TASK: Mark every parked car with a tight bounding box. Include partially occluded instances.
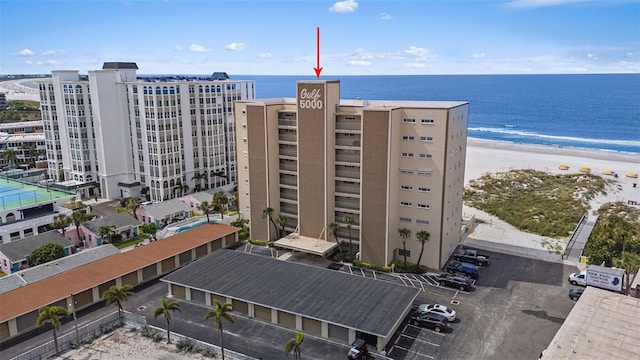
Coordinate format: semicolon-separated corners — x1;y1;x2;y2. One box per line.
568;271;586;286
409;313;449;332
569;288;585;301
453;249;490;266
446;261;479;279
347;338;369;359
417;303;456;321
437;273;474;291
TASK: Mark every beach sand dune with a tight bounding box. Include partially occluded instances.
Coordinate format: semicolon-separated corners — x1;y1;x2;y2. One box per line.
0;79;41;101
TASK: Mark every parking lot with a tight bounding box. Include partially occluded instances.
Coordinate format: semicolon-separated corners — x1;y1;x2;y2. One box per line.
382;248;578;360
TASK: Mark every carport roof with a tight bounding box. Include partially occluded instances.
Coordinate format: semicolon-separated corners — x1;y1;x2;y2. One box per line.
0;223;239;322
161;250;420;338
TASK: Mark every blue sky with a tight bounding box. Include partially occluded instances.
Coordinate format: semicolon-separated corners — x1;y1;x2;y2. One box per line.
1;0;639;75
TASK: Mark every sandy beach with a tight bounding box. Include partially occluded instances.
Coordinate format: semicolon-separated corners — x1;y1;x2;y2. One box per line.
0;78;41;101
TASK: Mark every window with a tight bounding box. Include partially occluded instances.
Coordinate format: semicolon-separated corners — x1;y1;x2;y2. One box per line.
418;187;431;192
401;185;413;191
416;219;429;225
402;135;414;141
417;204;430;209
419;153;432;159
403;118;416;123
419;136;433;142
400;201;412;207
418;170;432;176
402;152;414;158
400;168;414;175
421;119;434;124
400;217;412;223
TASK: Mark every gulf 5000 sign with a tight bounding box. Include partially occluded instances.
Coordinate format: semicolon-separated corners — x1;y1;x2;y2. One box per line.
299;88;323;109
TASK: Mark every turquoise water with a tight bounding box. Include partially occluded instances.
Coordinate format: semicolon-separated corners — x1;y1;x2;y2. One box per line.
175;220;208;234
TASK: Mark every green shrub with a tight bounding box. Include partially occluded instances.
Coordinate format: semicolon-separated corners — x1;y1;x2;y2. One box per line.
391;259;428;273
353;259;392;272
249;239;275;247
199;347;217;358
176;339;197;353
140;326;163;342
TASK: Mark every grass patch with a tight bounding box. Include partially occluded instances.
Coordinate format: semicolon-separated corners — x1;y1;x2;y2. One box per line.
115;237;144;249
464;170;611;238
0;272;7;278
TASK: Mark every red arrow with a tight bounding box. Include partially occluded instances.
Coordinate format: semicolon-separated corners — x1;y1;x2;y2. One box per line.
314;27;323;78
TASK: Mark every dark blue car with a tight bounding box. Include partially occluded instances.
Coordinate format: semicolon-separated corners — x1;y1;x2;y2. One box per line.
446;261;479;279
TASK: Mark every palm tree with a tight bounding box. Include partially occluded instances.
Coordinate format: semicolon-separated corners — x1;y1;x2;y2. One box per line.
36;305;69;355
192;172;207;191
1;148;17;167
204;300;234;360
52;213;71;233
153;298;181;344
102;284;135;327
415;230;431;270
277;214;289;238
398;228;412;268
180;184;189;195
343;214;354;258
262;207;279;241
213;191;229;220
71;210;92;245
125;198;140;220
284;331;304;359
613;251;640;294
211;170;227;187
140;186;150;201
199;201;213;223
99;225;116;244
328;222;344;259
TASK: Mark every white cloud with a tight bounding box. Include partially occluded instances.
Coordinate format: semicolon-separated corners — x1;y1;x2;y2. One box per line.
42;49;64;56
258;52;272;58
224;42;247;51
16;48;34;57
471;53;487;59
329;0;358;13
406;63;427;68
587;53;598;60
175;45;184;51
504;0;592;9
36;60;61;65
25;60;33;65
188;44;211;53
348;60;371;66
404;46;426;57
379;12;392;20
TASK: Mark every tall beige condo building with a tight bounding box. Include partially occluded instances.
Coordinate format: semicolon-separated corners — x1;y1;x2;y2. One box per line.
235;80;468;269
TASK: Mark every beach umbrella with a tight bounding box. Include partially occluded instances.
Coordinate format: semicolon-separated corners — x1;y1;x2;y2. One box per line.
558;164;569;170
579;166;591;173
627;172;638;179
603;169;614;175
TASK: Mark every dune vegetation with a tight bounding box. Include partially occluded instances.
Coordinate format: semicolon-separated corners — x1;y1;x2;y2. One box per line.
464;170;611;238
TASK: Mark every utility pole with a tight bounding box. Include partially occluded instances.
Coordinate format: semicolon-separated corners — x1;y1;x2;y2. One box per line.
69;294;80;345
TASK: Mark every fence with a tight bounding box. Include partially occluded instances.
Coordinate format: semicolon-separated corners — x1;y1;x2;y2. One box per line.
562;212;587;259
10;311;146;360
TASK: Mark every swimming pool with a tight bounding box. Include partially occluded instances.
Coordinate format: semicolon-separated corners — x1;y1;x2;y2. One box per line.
175;219;209;234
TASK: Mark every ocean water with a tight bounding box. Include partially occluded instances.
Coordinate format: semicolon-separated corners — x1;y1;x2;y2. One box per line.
21;74;640;154
241;74;640;155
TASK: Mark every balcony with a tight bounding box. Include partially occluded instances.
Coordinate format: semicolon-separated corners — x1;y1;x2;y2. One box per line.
335;184;360;196
335;139;361;147
278;119;297;127
280;189;298;201
279;176;298;187
279;162;297;173
335;154;360;164
278;134;297;143
280;203;298;216
279;148;297;157
335;121;361;131
335;199;360;211
335;165;360;180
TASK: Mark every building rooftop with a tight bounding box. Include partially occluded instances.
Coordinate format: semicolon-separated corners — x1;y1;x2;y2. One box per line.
102;62;139;70
162;249;420;338
237;97;468;109
141;198;192;219
0;230;69;262
0;223;239;322
542;286;640;359
0;245;120;294
82;213;139;235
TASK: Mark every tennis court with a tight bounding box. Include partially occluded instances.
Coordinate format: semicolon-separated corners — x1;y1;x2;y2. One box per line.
0;178;72;211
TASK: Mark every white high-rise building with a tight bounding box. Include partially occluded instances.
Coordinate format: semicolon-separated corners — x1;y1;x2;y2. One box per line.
39;63;255;201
